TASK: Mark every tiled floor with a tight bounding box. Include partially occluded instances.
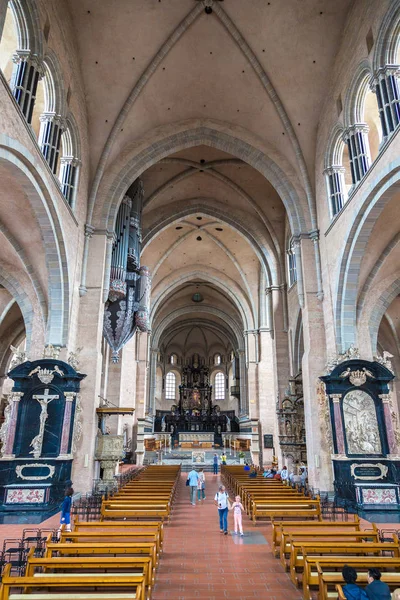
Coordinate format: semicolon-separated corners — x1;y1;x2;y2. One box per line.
152;472;302;600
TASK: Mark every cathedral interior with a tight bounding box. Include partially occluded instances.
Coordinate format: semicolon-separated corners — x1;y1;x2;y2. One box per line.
1;0;400;522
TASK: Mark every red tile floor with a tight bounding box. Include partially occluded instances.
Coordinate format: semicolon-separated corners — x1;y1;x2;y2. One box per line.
152;472;303;600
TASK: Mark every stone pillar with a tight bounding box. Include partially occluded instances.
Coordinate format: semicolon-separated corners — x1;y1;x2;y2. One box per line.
300;237;332;491
148;347;158;417
238;349;247;416
371;66;400;141
324;166;346;217
330;394;345;455
1;392;23;458
0;0;8;43
292;239;305;308
258;329;279;464
379;394;398;455
38;113;65;174
117;337;137;457
58;392;76;458
343;124;370;185
269;285;290;402
11;51;43;124
245;330;258;419
72;230;108;493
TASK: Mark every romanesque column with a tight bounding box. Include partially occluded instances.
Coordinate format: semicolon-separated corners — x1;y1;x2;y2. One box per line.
238;349;247;416
38;113;65;174
2;392;23;458
330;394;345;455
59;157;80;206
147;348;159;416
324;166;346;217
58;392;76;458
379;394;398;455
371;66;400;141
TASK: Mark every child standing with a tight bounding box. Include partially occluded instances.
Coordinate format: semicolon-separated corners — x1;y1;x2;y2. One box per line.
197;468;206;501
231;495;244;536
57;486;73;539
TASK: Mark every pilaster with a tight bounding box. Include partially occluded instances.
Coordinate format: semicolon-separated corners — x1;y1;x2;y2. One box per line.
330;393;345;455
58;392;76;458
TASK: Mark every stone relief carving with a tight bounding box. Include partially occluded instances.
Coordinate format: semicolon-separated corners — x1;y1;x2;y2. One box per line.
67;347;82;372
9;345;28;369
0;394;12;454
343;390;382;455
325;345;360;374
43;344;61;359
72;394;83;454
374;351;394;374
317;380;334;454
339;367;375;386
16;463;55;480
28;365;64;384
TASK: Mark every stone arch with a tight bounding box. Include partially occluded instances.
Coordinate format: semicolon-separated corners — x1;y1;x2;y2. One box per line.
335;159;400;351
0;267;36;349
344;60;374;127
373;0;400;70
143;198;277;287
9;0;43;56
369;277;400;353
158;318;239;357
41;49;67;115
152;306;245;351
94;120;309;236
0;138;70;345
150;268;254;332
324;123;346;168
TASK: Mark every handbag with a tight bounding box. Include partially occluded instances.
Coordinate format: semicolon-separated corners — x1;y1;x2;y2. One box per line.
186;479;190;486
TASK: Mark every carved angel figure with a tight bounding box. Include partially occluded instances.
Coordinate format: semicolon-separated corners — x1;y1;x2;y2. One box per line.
9;345;27;369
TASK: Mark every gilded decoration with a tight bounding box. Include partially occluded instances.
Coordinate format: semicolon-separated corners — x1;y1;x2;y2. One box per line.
28;365;64;384
339;367;375;387
343;390;381;454
325;345;360;374
350;462;388;481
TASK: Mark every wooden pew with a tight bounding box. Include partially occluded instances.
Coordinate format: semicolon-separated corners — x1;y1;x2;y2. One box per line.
252;498;321;524
280;528;378;568
45;541;158;568
289;539;400;585
59;530;162;557
73;519;164;545
101;504;169;522
335;575;400;600
301;556;400;600
271;517;361;557
0;563;145;600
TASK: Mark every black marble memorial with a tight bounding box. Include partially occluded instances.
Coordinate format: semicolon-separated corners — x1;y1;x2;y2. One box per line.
321;358;400;512
0;358;85;523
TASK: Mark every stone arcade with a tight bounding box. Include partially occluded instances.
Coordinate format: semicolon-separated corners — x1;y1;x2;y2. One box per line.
0;0;400;521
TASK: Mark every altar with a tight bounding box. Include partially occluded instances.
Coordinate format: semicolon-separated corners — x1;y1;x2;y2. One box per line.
179;433;214;443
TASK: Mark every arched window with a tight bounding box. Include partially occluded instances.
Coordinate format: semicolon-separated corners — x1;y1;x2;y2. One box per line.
58;117;80;207
170;353;177;365
0;3;18;83
215;371;225;401
214;353;221;365
287;239;297;286
165;371;176;400
324;127;351;218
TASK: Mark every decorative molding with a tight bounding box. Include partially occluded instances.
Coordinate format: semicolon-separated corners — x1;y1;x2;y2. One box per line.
16;463;55;481
28;365;64;384
43;344;61;360
350;462;388;481
325;345;361;373
339;367;375;386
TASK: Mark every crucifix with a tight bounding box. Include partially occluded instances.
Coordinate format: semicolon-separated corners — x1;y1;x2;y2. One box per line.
30;388;59;458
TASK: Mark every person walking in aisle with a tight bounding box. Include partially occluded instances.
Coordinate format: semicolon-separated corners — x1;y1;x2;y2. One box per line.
187;468;199;505
214;484;230;535
213;453;219;475
231;495;244;536
57;486;73;539
197;468;206;502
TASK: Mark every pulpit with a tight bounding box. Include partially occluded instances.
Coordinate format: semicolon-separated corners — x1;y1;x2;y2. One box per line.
0;358;85;519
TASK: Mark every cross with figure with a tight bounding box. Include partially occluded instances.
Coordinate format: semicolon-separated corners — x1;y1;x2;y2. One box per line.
30;388;59;458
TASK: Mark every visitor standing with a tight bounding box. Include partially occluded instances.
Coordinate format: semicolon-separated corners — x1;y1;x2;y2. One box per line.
281;466;288;481
57;486;73;539
197;468;206;501
221;452;227;465
213;453;219;475
231;495;244;536
214;484;229;535
187;468;199;506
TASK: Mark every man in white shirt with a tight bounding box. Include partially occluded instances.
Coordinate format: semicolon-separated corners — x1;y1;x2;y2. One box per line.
214;484;229;534
187;468;199;505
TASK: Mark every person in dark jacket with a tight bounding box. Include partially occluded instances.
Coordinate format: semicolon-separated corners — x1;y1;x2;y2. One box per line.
57;486;74;539
342;566;368;600
365;568;391;600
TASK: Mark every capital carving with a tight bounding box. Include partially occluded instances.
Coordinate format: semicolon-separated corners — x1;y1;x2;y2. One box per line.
379;394;391;404
330;394;342;403
64;392;76;402
84;223;95;239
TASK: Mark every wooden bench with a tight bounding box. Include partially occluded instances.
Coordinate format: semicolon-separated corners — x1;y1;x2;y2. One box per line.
73;519;164;545
101;507;169;522
280;528;379;568
45;541;157;568
300;556;400;600
0;563;145;600
271;517;361;557
59;531;162;557
289;539;400;585
252;499;321;524
335;575;400;600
